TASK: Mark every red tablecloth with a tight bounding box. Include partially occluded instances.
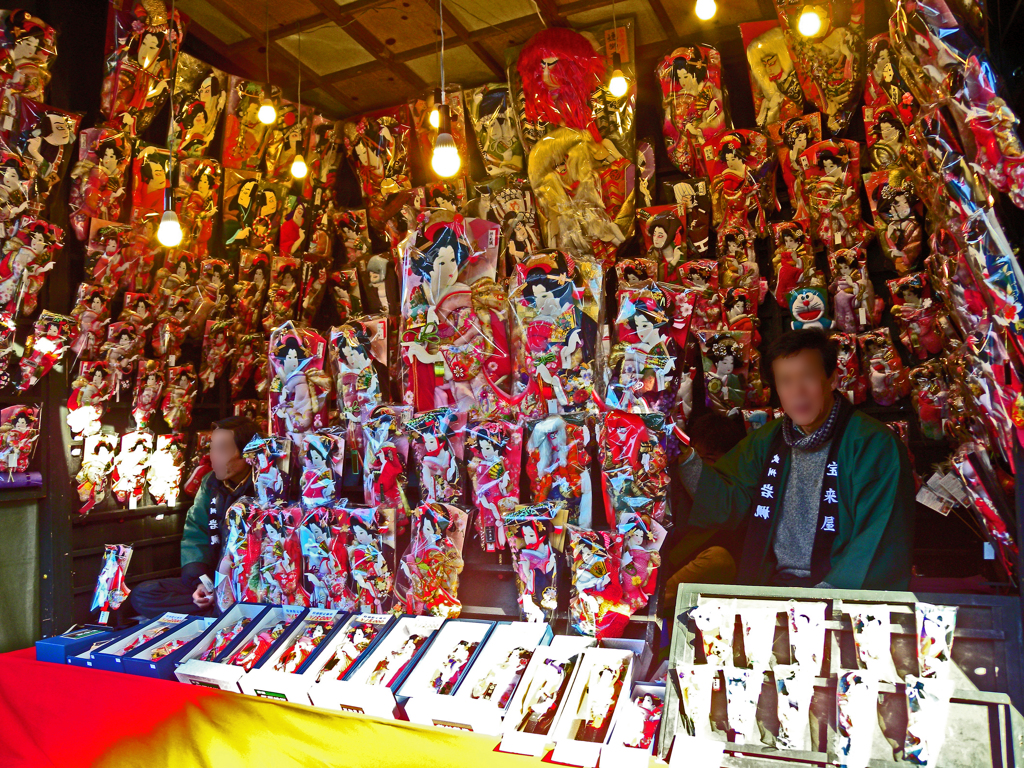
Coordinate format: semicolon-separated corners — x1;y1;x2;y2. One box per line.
0;648;549;768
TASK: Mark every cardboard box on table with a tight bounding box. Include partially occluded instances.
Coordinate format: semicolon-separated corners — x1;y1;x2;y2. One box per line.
308;614;445;719
261;613;395;703
90;613;195;673
549;647;635;768
237;608;349;701
173;603;273;689
600;637;652;682
121;617;219;680
413;620;554;735
399;618;496;727
500;634;597;757
600;681;667;768
37;625;137;665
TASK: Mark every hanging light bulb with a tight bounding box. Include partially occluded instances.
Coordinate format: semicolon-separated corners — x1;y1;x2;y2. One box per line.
291;154;308;179
157;210;183;247
258;98;277;124
431;104;460;177
798;7;822;36
608;52;628;98
695;0;716;20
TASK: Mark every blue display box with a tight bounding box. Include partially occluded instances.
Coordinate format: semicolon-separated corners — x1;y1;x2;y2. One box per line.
121;616;218;680
36;625;134;665
90;613;196;673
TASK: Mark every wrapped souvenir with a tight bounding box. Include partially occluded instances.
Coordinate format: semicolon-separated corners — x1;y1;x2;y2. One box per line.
110;430;153;507
124;217;160;292
228;620;292;673
848;604;891;675
18;310;71;392
77;432;118;514
264;99;312;183
742;21;804;131
566;526;626;639
504;502;564;622
910;361;948;441
864;170;924;274
676;664;717;742
334;209;369;265
161;363;196;431
299;252;330;325
864;104;907;172
718;226;759;292
788;286;833;331
101;321;142;397
859;329;910;406
835;670;878;768
67;361;112;439
691;599;736;665
772;0;865;133
467;84;523;177
772;221;817;307
400;219;510;416
242;436;291;507
0;403;37;475
330;320;386;458
227;334;265;401
800;139;867;249
599;411;669;526
0;215;61;316
637;206;685;283
344;503;396;613
864;34;917;120
131;359;164;430
272;616;336;674
357;252;397;316
299;430;345;510
725;668;763;744
197;618;252;662
509;251;601;415
774;114;821;226
618;513;664;614
774;664;815;750
213;498;255;608
170;53;226;158
90;544;132;615
888;273;952;359
525;413;593;528
120;292;155;331
68;127;131;241
829;248;883;333
408;407;464;506
915;602;957;678
196;319;234;392
362;405;411;523
835;332;869;404
394;503;467;618
0;148;31;225
657;46;726;175
342;105;413;212
492;182;542;271
130;145;169;222
708;130;776;237
259;505;309;606
788;601;827;671
151;295;190;363
262;256;301;331
147;433;185;507
698;330;768;413
465;419;522;554
305;115;344;212
314;619;388;683
739;607;778;669
174;157;220;260
904;675;954;766
0;10;55;100
269;322;330;444
221;77;278;171
69;284;111;361
636;139;655;209
15;100;81;208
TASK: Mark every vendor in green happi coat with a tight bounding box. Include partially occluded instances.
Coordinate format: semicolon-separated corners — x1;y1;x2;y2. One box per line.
676;329;915;590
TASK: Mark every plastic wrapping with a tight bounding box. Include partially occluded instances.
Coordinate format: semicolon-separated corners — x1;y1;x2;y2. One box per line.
0;10;55;101
76;432;117;514
904;675;954;766
67;361;112;439
0;402;37;475
91;544;132;614
637;205;685;282
458;418;520;553
314;619;388;683
864;170;924;274
68;127;131;242
800;139;867;250
566;526;625;639
774;664;815;750
775;115;821;228
160;363;196;431
329;319;385;464
658;46;726;176
725;668;764;744
241;436;289;507
0;214;61;316
772;221;819;308
525;412;593;528
147;433;184;507
111;430;152;507
221;77;279;171
362;405;411;530
788;601;827;671
676;663;717;739
341;503;395;613
170;53;226;158
504;502;565;622
18;310;71;392
342;105;413;213
858;328;910;406
835;670;878;768
268;322;330;444
618;515;664;613
888;273;953;359
739;607;778;669
698;330;769;413
599;410;669;526
691;599;735;665
174;157;220;262
304;116;344;213
742;21;804;132
849;604;891;674
708;130;777;237
298;430;345;509
915;602;957;678
131;358;163;429
394;502;467;618
829;248;883;333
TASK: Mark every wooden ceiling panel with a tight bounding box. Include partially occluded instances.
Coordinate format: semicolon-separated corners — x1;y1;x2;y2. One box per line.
353;6;458;55
444;0;543;31
475;19;546;68
219;0;322;29
335;68;424;111
303;87;351;116
404;46;495;87
175;0;250;46
277;23;377;76
565;6;667;47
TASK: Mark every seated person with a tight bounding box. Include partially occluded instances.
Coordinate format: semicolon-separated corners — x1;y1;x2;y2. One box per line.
674;329;915;591
662;410;749;612
130;416;262;617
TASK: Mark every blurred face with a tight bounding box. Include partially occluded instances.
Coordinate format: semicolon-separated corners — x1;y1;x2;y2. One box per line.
210;427;247;481
771;348;836;430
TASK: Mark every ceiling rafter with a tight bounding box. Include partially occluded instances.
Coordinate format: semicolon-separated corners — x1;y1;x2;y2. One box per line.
306;0;429;92
421;0;506;79
203;0;361;113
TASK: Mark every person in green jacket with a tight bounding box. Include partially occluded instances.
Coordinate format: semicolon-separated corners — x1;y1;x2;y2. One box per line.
130;416;262;617
672;329;915;594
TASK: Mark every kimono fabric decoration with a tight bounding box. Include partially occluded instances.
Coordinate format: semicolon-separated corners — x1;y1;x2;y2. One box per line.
737;396;853;584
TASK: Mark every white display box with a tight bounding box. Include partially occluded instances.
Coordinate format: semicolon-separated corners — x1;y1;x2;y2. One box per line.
418;621;556;735
499;634;596;757
238;608;348;702
549;647;635;768
600;682;667;768
308;615;444;719
600;636;652;681
90;613;193;673
302;613;395;690
399;618;496;727
173;603;273;689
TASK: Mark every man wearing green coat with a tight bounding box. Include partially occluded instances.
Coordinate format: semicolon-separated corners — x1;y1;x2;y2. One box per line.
676;330;915;591
131;416;262;617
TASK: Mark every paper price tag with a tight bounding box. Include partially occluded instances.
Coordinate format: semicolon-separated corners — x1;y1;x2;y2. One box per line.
99;611;109;624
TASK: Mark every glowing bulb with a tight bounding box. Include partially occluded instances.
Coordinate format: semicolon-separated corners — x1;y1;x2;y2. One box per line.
431;133;461;178
257;99;277;125
156;210;183;247
695;0;716;20
608;70;628;98
291;154;308;179
798;8;822;36
429;107;440;129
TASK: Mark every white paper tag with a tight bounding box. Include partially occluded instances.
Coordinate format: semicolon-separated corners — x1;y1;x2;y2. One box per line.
859;306;867;326
983;542;995;560
99;611;109;624
939;473;970;505
669;734;725;768
129;495;138;510
916;486;951;516
199;575;214;593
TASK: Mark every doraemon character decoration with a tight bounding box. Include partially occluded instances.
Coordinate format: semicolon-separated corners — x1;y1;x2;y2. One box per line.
789;287;832;330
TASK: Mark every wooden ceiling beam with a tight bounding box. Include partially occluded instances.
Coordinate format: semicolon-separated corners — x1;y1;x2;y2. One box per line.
646;0;679;39
420;0;505;79
305;0;428;92
533;0;564;26
203;0;360;113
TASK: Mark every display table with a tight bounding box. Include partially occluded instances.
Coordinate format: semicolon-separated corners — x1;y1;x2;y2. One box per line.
0;648;558;768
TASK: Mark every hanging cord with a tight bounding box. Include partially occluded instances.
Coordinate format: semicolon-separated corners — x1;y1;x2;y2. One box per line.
438;0;445;104
297;24;301;111
168;0;175;165
265;1;271;86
